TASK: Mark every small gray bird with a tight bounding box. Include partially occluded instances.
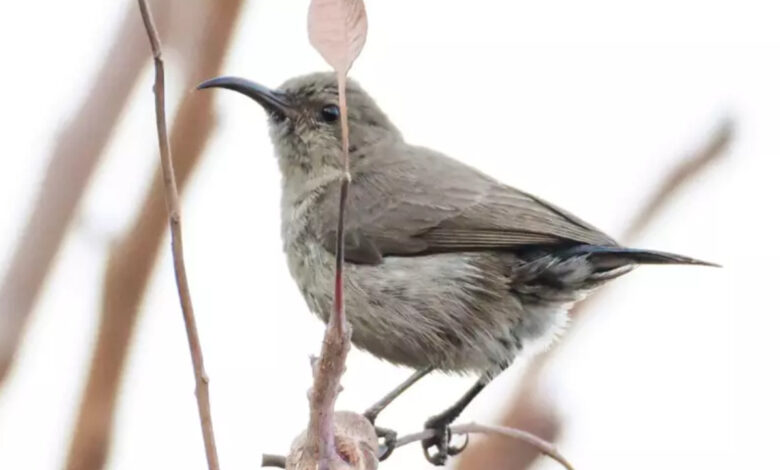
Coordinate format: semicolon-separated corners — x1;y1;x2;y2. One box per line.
198;72;714;465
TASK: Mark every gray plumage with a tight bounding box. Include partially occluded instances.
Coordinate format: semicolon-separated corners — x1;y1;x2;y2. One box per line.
274;73;712;378
198;72;715;464
199;72;711;379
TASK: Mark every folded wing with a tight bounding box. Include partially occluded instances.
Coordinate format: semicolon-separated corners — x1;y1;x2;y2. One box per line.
316;143;617;264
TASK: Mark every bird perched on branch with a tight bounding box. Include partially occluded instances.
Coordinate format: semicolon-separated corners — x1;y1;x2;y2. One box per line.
198;72;715;465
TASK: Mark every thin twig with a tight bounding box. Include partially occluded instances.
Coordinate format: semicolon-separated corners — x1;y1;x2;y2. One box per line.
261;454;287;468
332;74;352;340
65;2;242;468
394;422;573;470
136;1;220;469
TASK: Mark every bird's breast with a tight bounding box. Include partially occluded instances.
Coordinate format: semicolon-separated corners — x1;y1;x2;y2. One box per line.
278;188;579;373
284;239;335;321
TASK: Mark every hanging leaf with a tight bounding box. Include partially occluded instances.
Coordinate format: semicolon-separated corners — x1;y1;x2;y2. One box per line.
307;0;368;173
307;0;368;76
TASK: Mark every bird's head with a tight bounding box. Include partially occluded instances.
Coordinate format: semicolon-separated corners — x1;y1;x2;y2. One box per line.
197;72;399;178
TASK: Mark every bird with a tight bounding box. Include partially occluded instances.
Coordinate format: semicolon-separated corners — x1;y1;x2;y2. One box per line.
197;72;715;465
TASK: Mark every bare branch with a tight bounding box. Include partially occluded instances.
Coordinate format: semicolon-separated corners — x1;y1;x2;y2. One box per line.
395;422;573;470
135;0;220;468
64;2;243;469
304;322;352;468
623;118;733;241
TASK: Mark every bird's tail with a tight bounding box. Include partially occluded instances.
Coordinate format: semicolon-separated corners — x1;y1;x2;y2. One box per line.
560;245;720;269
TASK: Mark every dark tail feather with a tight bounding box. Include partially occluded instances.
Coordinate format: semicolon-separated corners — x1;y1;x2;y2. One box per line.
560;245;720;269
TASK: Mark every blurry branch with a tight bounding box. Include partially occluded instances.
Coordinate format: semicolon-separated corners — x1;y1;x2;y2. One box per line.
137;0;219;468
64;1;244;469
0;1;165;387
455;118;734;470
623;120;733;241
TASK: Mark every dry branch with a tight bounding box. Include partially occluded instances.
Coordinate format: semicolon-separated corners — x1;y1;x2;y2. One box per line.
304;325;353;469
136;0;220;468
623;119;733;241
64;2;243;469
455;118;734;470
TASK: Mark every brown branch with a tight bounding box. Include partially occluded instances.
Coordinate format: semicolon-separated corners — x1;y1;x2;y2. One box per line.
305;322;352;469
136;0;220;468
394;422;573;470
64;2;244;469
0;0;161;387
455;118;734;470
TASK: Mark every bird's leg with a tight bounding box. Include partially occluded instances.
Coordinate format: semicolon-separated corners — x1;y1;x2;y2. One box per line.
365;366;433;423
364;366;433;461
422;375;493;466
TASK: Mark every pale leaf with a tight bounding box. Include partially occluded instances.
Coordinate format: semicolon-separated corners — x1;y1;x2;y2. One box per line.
307;0;368;75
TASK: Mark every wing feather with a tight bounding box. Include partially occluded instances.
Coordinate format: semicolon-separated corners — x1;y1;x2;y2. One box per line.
315;143;616;263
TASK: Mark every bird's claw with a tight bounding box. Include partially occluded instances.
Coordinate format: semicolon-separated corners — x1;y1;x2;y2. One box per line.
422;420;469;465
375;426;398;461
448;432;469;456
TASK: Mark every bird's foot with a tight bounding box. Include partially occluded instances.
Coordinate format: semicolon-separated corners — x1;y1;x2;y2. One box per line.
421;416;469;466
374;426;398;461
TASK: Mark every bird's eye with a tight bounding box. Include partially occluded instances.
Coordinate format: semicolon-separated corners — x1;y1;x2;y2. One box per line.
320;104;340;123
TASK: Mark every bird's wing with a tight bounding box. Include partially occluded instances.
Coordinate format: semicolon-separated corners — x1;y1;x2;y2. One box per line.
316;144;617;264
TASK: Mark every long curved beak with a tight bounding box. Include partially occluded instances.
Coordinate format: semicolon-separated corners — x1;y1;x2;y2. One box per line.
196;76;294;119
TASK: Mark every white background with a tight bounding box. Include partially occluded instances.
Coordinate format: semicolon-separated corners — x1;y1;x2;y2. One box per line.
0;1;776;469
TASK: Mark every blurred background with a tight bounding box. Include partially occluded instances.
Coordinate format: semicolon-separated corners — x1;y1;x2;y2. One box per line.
0;1;775;469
